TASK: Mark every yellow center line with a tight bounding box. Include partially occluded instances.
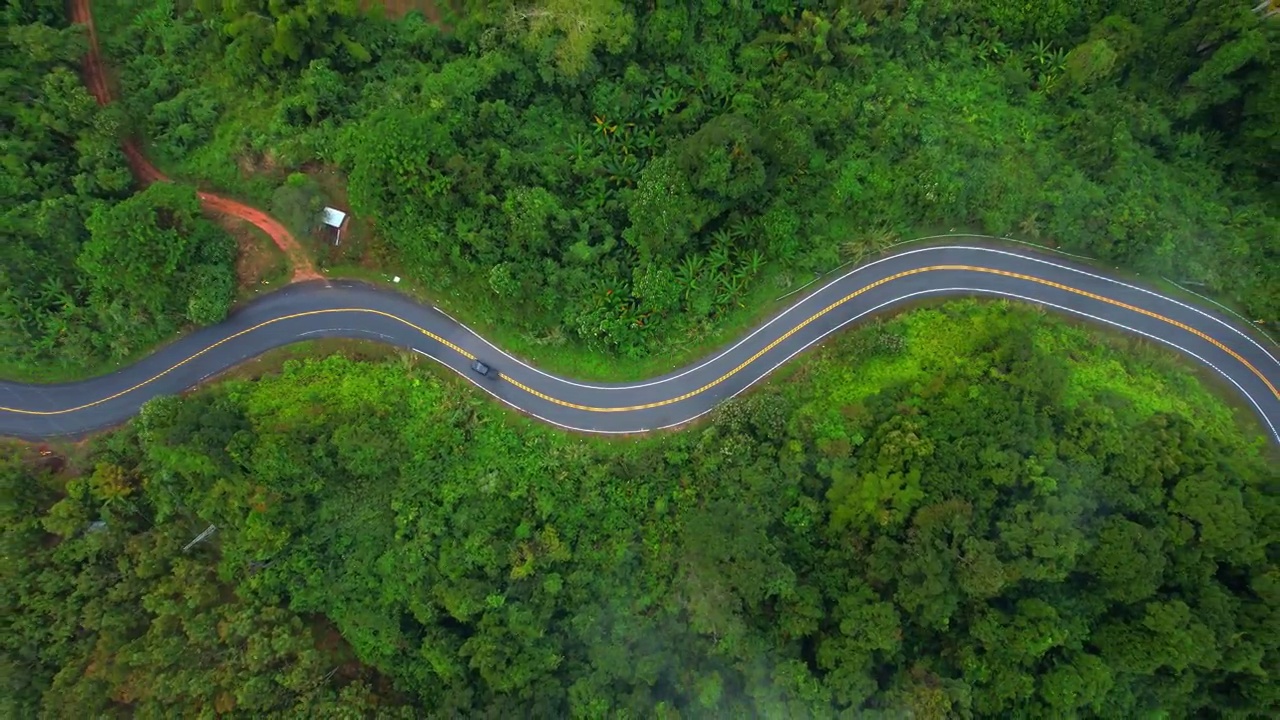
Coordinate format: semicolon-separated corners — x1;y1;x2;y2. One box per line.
507;265;1279;412
2;266;1276;417
0;309;474;416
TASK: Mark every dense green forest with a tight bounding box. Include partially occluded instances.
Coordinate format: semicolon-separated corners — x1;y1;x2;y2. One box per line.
5;0;1278;375
4;1;1278;715
5;302;1277;717
83;0;1280;363
1;1;239;378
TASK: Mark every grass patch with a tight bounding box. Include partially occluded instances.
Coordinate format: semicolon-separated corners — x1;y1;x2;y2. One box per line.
217;215;291;300
0;340;179;385
191;338;403;388
788;298;1271;448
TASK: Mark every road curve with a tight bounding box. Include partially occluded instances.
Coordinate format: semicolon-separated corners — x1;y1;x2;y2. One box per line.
2;244;1278;443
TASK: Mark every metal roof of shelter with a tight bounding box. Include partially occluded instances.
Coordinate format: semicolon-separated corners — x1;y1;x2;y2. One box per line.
321;207;347;228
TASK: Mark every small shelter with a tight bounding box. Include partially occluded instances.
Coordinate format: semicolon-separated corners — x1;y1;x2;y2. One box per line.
322;206;348;245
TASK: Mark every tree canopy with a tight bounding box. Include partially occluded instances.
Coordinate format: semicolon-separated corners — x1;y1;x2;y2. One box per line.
0;0;237;377
87;0;1279;364
6;302;1276;716
4;1;1278;712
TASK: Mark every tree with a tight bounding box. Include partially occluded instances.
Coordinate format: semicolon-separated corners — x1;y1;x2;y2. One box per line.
1063;38;1118;91
623;155;705;263
1081;516;1166;603
77;182;235;343
270;172;325;237
503;0;635;78
678;114;769;207
195;0;367;73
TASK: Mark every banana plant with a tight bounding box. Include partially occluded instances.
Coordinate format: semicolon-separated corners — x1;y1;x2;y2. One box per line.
977;38;1010;64
728;216;754;242
580;178;611;213
589;278;619;307
676;254;705;300
564;132;593;164
614;124;638;156
42;312;69;339
602;154;640;188
770;43;789;66
1031;39;1053;67
716;274;747;309
708;228;732;248
738;248;765;279
708;85;734;112
0;290;25;331
593;114;618;138
109;333;133;359
36;277;67;310
645;86;680;118
708;242;732;273
1048;48;1067;74
633;127;658;154
1036;72;1061;95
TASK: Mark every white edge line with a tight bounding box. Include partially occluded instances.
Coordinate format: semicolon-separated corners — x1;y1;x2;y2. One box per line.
8;244;1276;438
13;281;1275;443
1161;276;1278;347
419;290;1278;444
433;244;1280;392
654;288;1279;444
908;234;1276;352
410;349;630;434
972;246;1280;368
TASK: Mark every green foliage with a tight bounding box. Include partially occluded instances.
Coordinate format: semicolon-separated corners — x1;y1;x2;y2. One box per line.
186;263;236;324
194;0;367;73
80;184;200;315
0;3;237;377
679;113;770;206
92;0;1280;369
501;0;636;78
0;444;406;718
7;303;1276;716
963;0;1091;44
270;172;324;237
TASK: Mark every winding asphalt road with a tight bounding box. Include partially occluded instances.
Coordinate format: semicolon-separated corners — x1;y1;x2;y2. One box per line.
2;244;1278;443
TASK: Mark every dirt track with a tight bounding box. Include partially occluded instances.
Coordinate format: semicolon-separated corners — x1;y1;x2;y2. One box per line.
69;0;320;282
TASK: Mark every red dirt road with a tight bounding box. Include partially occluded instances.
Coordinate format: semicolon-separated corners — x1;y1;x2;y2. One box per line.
69;0;320;282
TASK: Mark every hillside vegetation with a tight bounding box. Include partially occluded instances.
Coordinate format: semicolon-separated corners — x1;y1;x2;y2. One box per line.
4;302;1277;717
89;0;1280;362
0;1;238;378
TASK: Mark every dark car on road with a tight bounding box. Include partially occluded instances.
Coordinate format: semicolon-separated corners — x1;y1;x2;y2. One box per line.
470;359;493;378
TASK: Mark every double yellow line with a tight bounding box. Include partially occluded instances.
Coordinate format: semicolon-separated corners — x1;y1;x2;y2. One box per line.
2;265;1276;417
0;309;475;416
504;265;1279;412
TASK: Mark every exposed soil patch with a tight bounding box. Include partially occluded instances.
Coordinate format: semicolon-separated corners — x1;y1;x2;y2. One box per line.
237;150;283;182
215;215;289;297
199;191;321;281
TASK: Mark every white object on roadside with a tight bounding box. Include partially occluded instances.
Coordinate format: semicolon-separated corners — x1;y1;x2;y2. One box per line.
322;207;347;246
393;276;401;283
321;207;347;228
